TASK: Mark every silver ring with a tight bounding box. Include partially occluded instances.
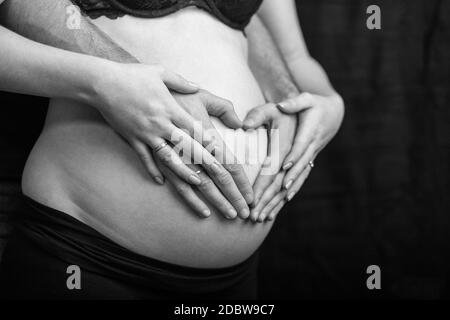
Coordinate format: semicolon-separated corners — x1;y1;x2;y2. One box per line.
308;160;314;168
154;141;168;153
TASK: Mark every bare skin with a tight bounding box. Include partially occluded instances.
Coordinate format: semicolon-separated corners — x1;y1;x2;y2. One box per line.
0;0;343;267
21;8;270;268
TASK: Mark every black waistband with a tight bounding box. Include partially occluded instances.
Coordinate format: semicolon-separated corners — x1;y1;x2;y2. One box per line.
18;195;259;294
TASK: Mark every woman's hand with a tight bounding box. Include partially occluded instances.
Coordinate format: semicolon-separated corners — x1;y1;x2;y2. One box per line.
89;62;253;218
242;103;297;222
276;92;344;205
243;92;344;222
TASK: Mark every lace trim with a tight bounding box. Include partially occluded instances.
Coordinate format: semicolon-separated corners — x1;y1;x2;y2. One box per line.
70;0;125;19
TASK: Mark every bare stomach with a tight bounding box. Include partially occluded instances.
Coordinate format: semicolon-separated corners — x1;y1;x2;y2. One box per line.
22;8;271;268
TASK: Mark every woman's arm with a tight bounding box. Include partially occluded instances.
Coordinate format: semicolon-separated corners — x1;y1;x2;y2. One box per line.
244;1;344;220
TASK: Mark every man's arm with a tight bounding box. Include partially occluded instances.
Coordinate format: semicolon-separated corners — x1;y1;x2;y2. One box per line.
247;15;299;103
0;0;137;63
256;0;338;97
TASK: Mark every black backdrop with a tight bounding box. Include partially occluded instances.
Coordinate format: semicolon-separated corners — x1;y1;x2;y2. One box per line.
0;0;449;299
258;0;450;299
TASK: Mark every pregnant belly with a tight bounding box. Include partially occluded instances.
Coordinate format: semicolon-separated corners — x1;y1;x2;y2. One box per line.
22;9;271;268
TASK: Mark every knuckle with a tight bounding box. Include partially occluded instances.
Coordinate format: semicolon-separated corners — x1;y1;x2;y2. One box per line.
230;197;246;209
198;178;213;190
138;151;151;162
216;170;233;185
158;150;173;164
175;183;190;194
225;164;243;175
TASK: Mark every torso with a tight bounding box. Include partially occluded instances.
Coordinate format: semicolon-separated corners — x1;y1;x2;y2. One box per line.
22;7;271;268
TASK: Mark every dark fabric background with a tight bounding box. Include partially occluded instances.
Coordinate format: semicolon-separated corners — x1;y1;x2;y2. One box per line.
258;0;450;299
0;0;449;299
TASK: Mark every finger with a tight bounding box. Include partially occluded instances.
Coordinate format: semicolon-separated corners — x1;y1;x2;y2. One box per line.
283;143;316;189
252;119;292;203
242;103;277;130
252;170;276;206
148;135;202;186
131;140;165;185
159;164;211;218
170;128;251;219
281;114;316;170
276;92;315;114
189;165;238;219
197;114;255;207
267;199;286;221
250;172;285;222
202;92;242;129
170;106;216;149
160;68;200;94
258;193;286;222
174;109;254;207
285;163;312;202
210;137;255;210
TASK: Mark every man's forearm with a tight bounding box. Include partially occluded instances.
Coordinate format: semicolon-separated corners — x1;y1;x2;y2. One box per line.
256;0;337;98
0;0;137;63
246;16;299;103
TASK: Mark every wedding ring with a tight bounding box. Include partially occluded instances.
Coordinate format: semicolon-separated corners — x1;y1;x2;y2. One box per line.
308;160;314;168
154;141;168;153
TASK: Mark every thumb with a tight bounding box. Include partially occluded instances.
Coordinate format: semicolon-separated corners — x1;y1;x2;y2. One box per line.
161;69;200;94
277;92;315;114
242;103;275;130
204;93;242;129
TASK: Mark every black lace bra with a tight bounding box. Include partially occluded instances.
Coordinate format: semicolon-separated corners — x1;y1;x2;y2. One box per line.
71;0;263;30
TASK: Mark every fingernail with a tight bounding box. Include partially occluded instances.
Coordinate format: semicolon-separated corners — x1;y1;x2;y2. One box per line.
189;174;202;185
240;208;250;219
251;211;259;222
287;192;295;201
282;162;293;170
154;176;164;185
227;209;238;219
202;209;211;217
277;102;287;110
188;81;200;88
285;180;293;189
257;215;265;223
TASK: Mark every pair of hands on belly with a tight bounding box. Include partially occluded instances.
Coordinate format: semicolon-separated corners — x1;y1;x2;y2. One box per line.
160;90;343;223
92;62;343;222
242;92;344;222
